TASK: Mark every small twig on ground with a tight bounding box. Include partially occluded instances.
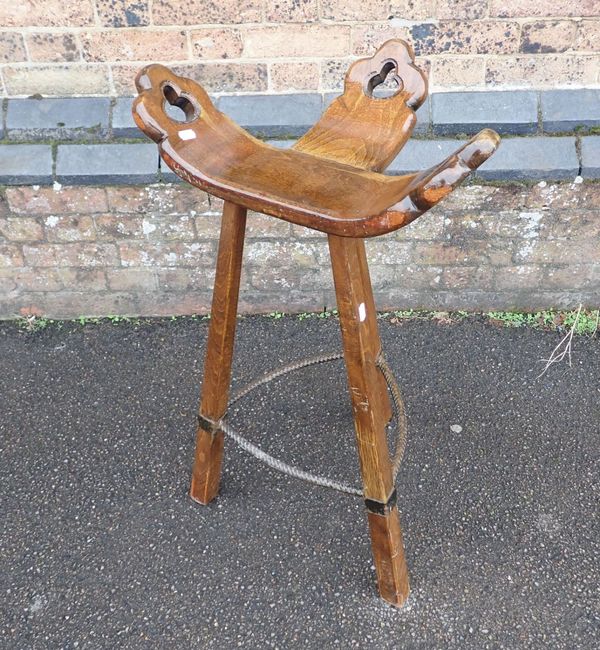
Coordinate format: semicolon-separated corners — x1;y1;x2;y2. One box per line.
537;304;582;379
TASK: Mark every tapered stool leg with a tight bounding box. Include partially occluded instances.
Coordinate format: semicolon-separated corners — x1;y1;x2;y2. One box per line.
328;234;410;607
190;201;247;504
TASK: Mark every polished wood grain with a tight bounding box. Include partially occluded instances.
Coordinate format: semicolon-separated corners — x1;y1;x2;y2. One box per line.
295;40;426;171
190;201;247;504
328;234;409;605
132;40;500;239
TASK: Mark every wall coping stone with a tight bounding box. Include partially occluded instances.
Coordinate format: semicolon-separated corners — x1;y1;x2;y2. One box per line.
5;98;110;141
432;91;538;136
541;90;600;133
55;143;158;185
2;89;599;143
581;136;600;179
0;144;53;185
1;136;596;186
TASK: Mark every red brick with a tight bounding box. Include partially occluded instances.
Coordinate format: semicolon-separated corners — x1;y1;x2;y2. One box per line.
59;269;107;291
395;215;444;241
541;213;600;240
544;265;600;289
370;264;443;291
0;1;95;27
18;292;139;319
135;293;213;317
139;216;196;240
118;242;214;267
6;186;108;215
105;185;210;214
0;218;43;241
0;245;24;267
245;241;321;268
0;32;26;63
43;216;96;242
153;0;262;25
366;240;413;265
157;267;223;291
441;266;496;291
514;238;599;264
413;241;513;266
23;243;118;268
82;30;187;62
245;212;291;238
95;215;144;239
193;215;221;239
524;182;600;210
107;268;158;291
1;268;62;292
494;265;544;290
26;33;81;62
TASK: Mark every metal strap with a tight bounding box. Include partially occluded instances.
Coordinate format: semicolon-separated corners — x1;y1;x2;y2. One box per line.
198;351;408;498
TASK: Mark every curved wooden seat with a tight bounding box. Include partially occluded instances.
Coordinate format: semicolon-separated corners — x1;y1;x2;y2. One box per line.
132;40;499;238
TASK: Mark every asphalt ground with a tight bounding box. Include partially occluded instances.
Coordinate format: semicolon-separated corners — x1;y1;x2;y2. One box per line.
1;315;599;649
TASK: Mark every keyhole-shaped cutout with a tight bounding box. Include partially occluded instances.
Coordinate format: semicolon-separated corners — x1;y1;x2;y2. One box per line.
366;61;403;99
163;84;199;123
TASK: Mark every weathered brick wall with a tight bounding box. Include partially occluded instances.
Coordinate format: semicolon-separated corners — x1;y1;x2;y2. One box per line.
1;182;598;319
0;1;598;96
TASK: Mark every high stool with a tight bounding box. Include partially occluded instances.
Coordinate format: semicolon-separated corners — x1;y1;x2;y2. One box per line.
133;40;500;607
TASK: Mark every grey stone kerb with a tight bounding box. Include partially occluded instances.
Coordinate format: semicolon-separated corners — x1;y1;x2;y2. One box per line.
2;88;599;142
0;89;599;185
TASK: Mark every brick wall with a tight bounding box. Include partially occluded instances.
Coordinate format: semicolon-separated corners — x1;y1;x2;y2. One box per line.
0;1;599;96
1;182;598;319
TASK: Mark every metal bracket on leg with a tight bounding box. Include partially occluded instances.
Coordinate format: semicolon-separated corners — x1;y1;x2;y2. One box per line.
197;413;220;435
365;489;397;516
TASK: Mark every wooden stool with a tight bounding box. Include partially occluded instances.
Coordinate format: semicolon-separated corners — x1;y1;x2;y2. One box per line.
133;40;500;607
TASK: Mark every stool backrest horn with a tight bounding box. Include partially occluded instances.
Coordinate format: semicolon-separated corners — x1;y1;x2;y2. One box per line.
294;40;428;173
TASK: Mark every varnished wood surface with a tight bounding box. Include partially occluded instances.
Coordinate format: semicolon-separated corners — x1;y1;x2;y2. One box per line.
294;40;426;171
328;233;410;605
190;201;247;504
133;40;500;239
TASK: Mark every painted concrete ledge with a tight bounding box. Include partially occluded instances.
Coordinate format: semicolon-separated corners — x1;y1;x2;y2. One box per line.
0;136;597;186
1;89;599;141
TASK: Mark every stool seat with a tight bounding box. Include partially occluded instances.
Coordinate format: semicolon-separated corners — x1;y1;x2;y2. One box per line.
133;41;499;238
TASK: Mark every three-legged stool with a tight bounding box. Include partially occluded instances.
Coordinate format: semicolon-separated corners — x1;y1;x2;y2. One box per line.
133;39;500;607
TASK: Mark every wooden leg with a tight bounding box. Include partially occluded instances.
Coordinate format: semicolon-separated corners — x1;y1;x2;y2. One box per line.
190;201;247;505
328;234;410;607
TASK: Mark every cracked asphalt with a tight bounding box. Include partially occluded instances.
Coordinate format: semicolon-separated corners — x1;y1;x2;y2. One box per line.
1;315;599;649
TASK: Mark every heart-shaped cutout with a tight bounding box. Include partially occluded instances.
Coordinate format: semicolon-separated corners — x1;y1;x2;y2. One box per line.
162;83;200;123
366;60;404;99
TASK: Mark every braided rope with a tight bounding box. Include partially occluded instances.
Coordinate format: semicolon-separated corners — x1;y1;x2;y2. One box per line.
207;352;408;497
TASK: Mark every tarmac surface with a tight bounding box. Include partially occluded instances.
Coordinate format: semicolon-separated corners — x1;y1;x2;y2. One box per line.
1;315;599;649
